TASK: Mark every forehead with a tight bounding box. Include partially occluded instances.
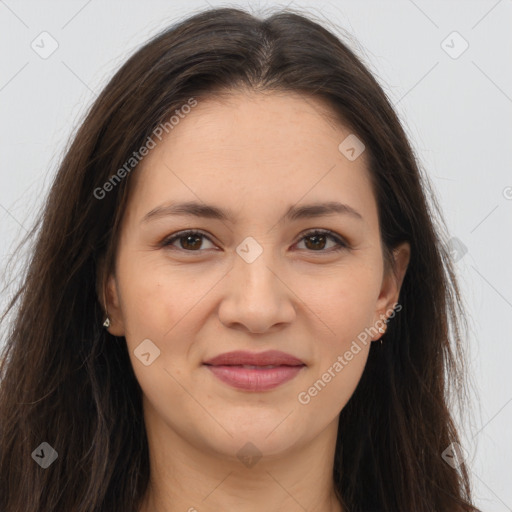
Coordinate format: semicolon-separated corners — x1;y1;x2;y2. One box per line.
150;90;356;163
126;90;376;224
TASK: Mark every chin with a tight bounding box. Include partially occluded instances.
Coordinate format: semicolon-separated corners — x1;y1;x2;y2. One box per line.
207;418;302;456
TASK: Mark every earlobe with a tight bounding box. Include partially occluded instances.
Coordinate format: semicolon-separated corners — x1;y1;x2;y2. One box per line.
373;241;410;341
96;259;125;336
102;274;125;336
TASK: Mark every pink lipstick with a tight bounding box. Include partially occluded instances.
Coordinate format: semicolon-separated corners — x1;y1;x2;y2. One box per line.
203;350;306;391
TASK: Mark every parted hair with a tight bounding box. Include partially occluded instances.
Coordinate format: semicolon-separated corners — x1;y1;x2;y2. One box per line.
0;7;480;512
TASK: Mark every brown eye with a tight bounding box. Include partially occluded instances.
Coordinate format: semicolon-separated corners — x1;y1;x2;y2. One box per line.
296;230;348;252
163;230;216;251
179;234;202;250
162;229;348;254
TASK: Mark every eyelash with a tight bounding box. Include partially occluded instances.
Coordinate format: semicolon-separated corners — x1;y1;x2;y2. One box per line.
161;229;349;254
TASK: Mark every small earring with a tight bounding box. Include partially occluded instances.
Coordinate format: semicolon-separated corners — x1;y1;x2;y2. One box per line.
378;319;388;344
102;289;110;329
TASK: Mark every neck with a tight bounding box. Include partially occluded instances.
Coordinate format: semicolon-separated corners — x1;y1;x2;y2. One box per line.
138;403;344;512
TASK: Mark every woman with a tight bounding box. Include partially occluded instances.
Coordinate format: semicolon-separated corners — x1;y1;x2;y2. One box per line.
0;6;480;512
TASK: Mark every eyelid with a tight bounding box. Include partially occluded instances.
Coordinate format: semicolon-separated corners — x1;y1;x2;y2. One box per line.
161;228;349;252
161;229;217;250
296;228;349;251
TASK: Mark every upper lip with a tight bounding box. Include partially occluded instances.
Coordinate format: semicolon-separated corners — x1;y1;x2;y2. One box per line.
203;350;305;366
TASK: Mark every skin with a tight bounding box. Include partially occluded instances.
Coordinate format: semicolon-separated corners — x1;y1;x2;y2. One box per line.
102;90;410;512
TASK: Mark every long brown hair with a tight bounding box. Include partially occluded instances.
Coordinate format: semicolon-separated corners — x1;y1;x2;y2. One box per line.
0;7;480;511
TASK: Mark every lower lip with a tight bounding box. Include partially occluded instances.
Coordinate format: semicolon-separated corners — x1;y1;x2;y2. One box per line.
204;364;305;391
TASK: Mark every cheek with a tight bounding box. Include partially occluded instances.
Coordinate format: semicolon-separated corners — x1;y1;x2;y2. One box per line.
297;344;370;425
117;251;198;337
296;275;376;414
302;262;381;341
294;265;378;412
117;267;197;405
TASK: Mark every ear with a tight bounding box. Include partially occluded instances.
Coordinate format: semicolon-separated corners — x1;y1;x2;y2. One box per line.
96;256;125;337
372;241;410;340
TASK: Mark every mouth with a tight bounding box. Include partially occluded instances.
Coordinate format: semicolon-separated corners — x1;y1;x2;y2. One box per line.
202;350;306;392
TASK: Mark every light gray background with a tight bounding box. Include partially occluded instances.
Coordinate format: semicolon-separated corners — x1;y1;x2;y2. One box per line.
1;1;511;510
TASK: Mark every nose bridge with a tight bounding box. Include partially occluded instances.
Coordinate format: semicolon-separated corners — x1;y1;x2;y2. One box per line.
233;235;277;294
218;234;295;332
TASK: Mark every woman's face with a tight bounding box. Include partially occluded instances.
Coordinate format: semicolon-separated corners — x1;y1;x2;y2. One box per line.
105;90;409;460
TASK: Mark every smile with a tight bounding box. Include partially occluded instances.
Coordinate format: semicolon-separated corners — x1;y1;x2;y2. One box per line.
204;364;305;391
202;349;306;391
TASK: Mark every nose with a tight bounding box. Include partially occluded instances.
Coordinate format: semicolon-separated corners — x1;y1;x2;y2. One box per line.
217;248;296;334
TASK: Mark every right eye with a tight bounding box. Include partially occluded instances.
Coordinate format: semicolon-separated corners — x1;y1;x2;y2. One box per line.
162;230;217;252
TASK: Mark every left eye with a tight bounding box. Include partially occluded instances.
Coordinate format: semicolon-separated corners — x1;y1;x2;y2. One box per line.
162;229;348;252
295;230;348;252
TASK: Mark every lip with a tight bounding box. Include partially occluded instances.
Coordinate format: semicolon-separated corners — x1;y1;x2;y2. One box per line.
203;350;305;367
203;350;306;391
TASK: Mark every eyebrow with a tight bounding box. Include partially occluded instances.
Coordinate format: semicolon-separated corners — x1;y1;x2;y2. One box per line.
142;200;363;224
